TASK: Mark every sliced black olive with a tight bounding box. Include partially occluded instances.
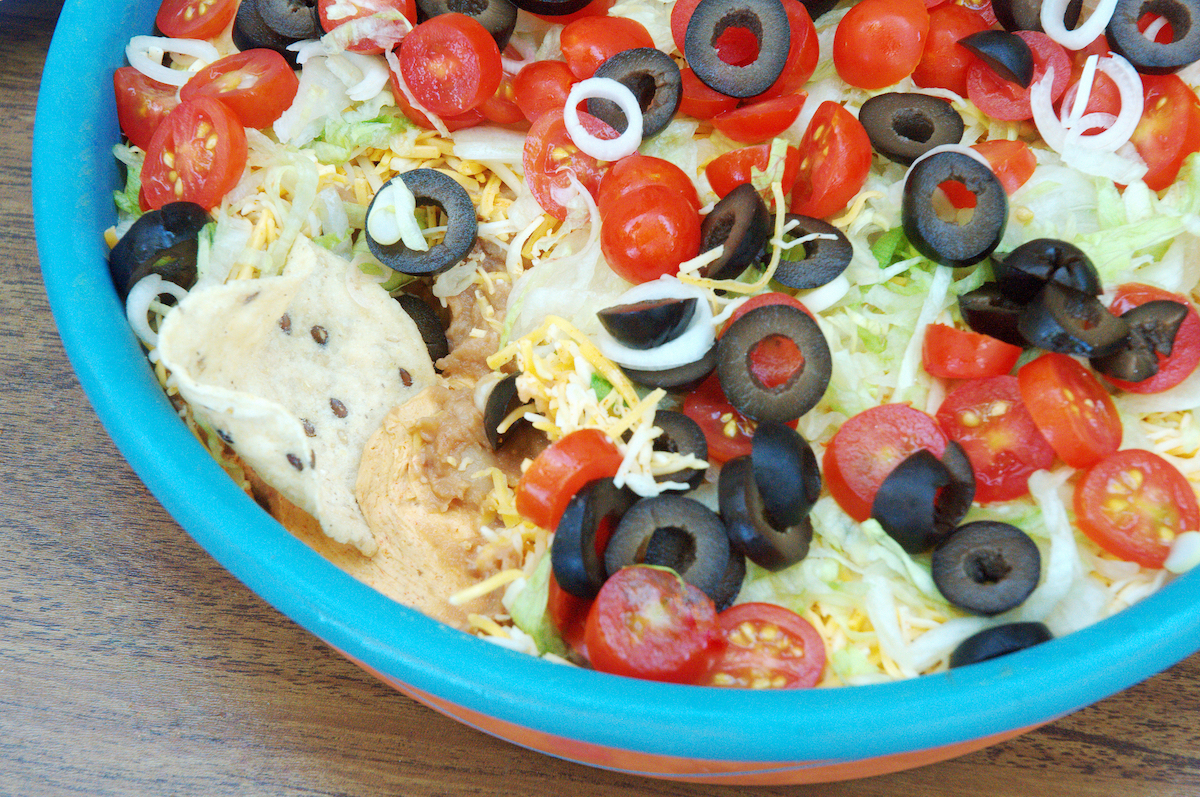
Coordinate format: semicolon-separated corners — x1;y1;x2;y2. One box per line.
959;31;1034;87
620;341;719;392
871;444;975;554
685;0;791;98
949;621;1053;668
509;0;591;15
1018;282;1130;358
993;238;1102;304
589;48;682;139
108;202;209;299
769;215;852;290
1091;300;1190;382
992;0;1082;32
1107;0;1200;74
797;0;839;20
396;293;450;366
902;151;1008;267
751;421;820;528
717;304;832;422
933;521;1041;616
604;495;731;602
257;0;321;39
415;0;518;50
711;548;746;612
650;410;709;490
598;297;697;351
233;0;313;65
719;455;812;571
482;372;528;450
858;93;966;166
959;283;1028;347
552;478;638;599
699;183;772;281
366;169;478;276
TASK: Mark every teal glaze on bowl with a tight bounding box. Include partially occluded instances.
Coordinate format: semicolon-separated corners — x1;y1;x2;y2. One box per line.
33;0;1200;781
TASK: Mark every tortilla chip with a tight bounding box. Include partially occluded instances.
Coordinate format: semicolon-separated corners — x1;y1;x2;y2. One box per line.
157;238;435;555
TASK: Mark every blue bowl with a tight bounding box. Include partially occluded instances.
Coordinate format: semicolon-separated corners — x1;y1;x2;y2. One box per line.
33;0;1200;783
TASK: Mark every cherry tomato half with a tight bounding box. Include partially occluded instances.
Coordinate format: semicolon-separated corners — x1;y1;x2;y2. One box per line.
790;101;872;220
600;185;702;283
823;403;949;522
704;142;801;200
921;323;1023;379
700;603;826;689
1017;352;1122;469
399;13;502;117
966;31;1070;122
912;3;990;97
512;59;577;124
936;375;1056;503
156;0;237;40
833;0;930;90
141;96;248;210
681;373;759;464
1074;449;1200;568
584;566;721;684
560;16;654;80
748;0;819;102
1103;283;1200;394
679;67;739;120
480;74;526;126
515;428;624;530
523;108;615;220
181;49;299;130
114;66;179;151
1130;73;1200;192
711;93;805;145
598;153;701;216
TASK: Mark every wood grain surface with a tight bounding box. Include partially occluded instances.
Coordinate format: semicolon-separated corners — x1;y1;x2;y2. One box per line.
4;2;1200;795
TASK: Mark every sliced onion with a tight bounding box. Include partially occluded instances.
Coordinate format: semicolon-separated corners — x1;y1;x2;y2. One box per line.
1035;57;1144;155
126;35;219;87
126;274;190;348
564;78;643;161
340;52;390;102
595;278;715;370
1041;0;1119;52
502;34;536;75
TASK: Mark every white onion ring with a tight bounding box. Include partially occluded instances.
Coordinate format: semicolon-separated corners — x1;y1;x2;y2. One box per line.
126;274;189;348
595;278;715;370
501;35;536;76
563;78;643;161
126;35;219;87
341;52;390;101
1034;57;1144;153
1041;0;1119;51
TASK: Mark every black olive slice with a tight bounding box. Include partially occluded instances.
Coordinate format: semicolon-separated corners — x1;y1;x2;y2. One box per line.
711;548;746;612
108;201;209;299
589;48;682;139
871;445;974;554
993;238;1102;304
685;0;792;98
396;293;450;366
1091;300;1190;382
950;621;1053;668
509;0;591;15
366;169;478;276
650;410;709;490
597;297;697;351
700;183;772;281
482;372;528;450
620;341;719;392
552;478;638;599
717;304;832;422
1018;282;1130;358
858;93;966;166
233;1;304;66
1107;0;1200;74
939;441;977;527
257;0;321;39
718;455;813;571
798;0;839;20
769;214;852;290
959;283;1028;347
751;421;820;528
416;0;518;49
933;521;1042;616
604;495;732;602
993;0;1082;31
959;31;1035;87
902;151;1008;267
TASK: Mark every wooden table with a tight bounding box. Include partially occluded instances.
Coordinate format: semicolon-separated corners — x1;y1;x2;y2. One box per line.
4;2;1200;794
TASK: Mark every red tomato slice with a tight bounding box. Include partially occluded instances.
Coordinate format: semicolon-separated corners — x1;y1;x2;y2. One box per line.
1103;283;1200;393
113;66;179;151
399;13;502;117
936;375;1057;503
1017;353;1122;469
598;153;701;216
823;404;949;522
700;603;825;688
584;566;721;684
1074;449;1200;568
156;0;237;40
181;49;299;130
966;31;1070;121
747;0;819;102
679;67;740;120
704;142;800;200
681;373;759;464
711;93;805;145
600;185;702;283
921;323;1023;379
833;0;930;90
515;428;624;530
560;16;654;80
790;101;872;220
512;59;577;123
390;68;486;130
549;572;591;653
317;0;416;53
480;74;526;126
140;97;247;210
522;108;615;220
912;4;991;98
1130;73;1200;192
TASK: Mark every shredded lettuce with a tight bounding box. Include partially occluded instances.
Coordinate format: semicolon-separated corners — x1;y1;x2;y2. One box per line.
507;553;567;657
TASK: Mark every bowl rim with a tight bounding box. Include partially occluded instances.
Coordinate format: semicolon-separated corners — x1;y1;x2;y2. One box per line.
32;0;1200;766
